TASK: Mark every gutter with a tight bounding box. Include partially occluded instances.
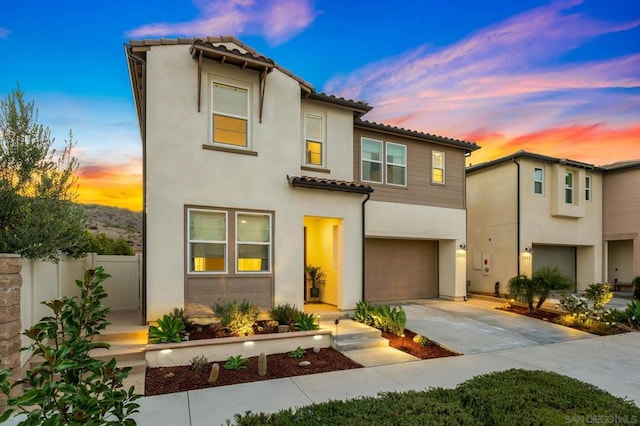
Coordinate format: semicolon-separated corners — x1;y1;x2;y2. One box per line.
124;44;147;325
361;192;371;302
512;158;521;275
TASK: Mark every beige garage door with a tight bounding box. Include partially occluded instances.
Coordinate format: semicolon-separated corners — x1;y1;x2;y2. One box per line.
532;244;576;288
365;238;438;301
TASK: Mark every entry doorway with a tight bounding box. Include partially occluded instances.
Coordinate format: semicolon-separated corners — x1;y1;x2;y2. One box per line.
303;216;342;306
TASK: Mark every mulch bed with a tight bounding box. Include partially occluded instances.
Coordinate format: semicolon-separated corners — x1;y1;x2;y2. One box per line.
145;326;458;396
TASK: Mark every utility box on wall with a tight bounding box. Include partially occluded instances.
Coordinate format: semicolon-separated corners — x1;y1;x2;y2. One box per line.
482;252;491;276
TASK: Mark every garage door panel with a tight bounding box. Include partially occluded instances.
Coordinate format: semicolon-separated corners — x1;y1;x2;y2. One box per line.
365;239;438;301
532;244;576;283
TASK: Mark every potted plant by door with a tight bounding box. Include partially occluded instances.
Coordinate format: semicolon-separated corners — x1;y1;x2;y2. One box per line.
306;265;326;298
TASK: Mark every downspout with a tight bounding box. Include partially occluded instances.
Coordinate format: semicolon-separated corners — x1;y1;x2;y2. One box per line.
512;158;521;276
124;45;147;325
361;192;371;302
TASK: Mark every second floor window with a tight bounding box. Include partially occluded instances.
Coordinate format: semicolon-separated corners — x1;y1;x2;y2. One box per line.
534;168;543;194
386;143;406;186
565;171;574;204
585;176;591;201
211;82;248;147
361;138;383;183
304;113;324;166
432;151;445;184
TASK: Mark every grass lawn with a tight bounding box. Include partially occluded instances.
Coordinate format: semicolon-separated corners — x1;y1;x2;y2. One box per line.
233;369;639;425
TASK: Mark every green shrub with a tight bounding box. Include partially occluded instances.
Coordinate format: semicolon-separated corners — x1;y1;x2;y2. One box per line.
170;306;193;327
371;304;391;330
233;369;640;425
288;346;306;359
214;299;260;336
508;274;536;312
0;267;140;424
558;294;590;319
293;312;319;331
223;354;248;371
633;276;640;300
601;308;628;325
387;306;407;336
626;300;640;328
353;300;375;326
269;303;301;326
584;283;613;312
532;266;572;311
149;313;186;344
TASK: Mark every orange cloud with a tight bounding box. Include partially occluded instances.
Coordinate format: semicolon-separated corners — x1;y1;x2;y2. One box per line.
75;160;142;212
466;124;640;166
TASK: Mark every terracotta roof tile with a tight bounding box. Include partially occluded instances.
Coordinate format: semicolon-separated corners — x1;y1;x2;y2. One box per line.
287;175;373;194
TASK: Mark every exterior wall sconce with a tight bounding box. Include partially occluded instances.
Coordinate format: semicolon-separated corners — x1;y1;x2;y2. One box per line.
459;243;468;250
524;246;535;253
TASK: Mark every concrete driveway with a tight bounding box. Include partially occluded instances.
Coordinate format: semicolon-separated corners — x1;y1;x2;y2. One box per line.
402;297;593;354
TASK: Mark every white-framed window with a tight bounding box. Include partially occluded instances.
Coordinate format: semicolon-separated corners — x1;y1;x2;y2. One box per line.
361;137;383;183
534;167;543;194
565;171;574;204
236;212;271;273
211;81;249;147
304;112;325;166
188;209;227;273
432;151;445;184
585;176;591;201
386;142;406;186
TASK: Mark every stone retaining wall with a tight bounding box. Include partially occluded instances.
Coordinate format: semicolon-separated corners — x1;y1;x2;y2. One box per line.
0;254;22;411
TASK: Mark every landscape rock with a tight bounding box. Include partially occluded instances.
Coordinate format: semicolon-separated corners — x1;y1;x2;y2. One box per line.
298;361;311;367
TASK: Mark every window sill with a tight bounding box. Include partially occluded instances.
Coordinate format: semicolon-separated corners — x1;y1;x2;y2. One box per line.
202;144;258;156
301;165;331;174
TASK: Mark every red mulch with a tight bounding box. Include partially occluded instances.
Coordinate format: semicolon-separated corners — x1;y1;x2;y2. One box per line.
495;304;561;321
145;327;458;396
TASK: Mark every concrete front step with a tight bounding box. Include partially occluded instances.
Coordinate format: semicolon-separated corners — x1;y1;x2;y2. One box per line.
329;319;389;351
95;329;148;345
332;336;389;351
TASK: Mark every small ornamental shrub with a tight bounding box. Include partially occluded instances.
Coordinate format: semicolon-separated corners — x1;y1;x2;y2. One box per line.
189;355;209;371
413;334;432;346
149;314;186;344
224;355;248;371
0;267;140;425
558;294;590;320
353;300;375;326
626;300;640;328
293;312;319;331
584;283;613;312
170;307;194;327
288;346;306;359
508;274;536;312
387;306;407;336
269;303;301;326
601;308;628;325
215;300;260;336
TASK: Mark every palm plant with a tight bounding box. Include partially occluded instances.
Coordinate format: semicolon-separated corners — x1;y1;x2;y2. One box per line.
305;265;326;297
508;274;536;312
532;266;572;311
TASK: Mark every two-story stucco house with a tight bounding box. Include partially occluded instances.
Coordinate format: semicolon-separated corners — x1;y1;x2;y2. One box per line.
125;36;479;322
466;151;604;294
602;160;640;286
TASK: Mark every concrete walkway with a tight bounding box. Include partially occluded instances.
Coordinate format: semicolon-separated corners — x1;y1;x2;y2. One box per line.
128;298;639;426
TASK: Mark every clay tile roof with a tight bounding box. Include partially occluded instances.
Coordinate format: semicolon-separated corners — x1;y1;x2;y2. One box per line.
355;119;479;151
306;92;372;114
287;175;373;194
599;159;640;172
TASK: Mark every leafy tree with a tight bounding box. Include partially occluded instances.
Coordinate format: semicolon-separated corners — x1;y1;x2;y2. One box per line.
0;85;89;261
85;232;135;255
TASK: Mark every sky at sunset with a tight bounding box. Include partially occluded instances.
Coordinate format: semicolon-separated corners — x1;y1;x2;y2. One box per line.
1;0;638;212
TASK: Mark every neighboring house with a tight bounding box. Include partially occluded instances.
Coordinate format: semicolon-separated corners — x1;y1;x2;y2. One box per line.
466;151;604;294
125;36;479;322
602;160;640;285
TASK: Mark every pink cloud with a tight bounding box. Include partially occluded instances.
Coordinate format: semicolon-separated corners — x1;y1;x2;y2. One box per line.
126;0;317;45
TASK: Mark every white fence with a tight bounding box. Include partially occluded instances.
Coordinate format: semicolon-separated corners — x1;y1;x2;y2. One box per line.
19;254;141;365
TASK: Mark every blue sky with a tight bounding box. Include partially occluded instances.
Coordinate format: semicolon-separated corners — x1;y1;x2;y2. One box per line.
0;0;638;210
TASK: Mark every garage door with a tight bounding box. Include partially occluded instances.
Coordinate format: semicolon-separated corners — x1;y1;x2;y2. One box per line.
365;238;438;301
532;244;576;285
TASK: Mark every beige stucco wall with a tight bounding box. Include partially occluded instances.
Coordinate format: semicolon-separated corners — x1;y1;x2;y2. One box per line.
466;158;603;294
365;200;467;299
144;44;364;321
603;167;640;281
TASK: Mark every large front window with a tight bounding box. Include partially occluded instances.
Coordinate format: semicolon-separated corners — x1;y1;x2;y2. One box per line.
361;138;383;183
304;113;324;166
189;209;227;273
211;82;248;147
236;213;271;273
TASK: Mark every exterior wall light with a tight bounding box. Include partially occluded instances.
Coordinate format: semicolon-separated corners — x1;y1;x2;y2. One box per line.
459;243;468;250
524;246;535;253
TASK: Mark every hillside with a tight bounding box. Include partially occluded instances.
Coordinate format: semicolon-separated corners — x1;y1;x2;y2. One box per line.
84;204;142;253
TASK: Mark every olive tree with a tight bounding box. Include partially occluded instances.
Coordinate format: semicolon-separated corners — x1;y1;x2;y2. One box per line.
0;85;88;261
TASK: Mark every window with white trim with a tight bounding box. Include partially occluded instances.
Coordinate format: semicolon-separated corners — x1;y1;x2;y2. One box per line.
211;82;249;147
236;212;271;273
565;171;574;204
386;142;406;186
585;176;591;201
304;112;324;166
361;137;383;183
432;151;445;184
188;209;227;273
534;167;543;194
